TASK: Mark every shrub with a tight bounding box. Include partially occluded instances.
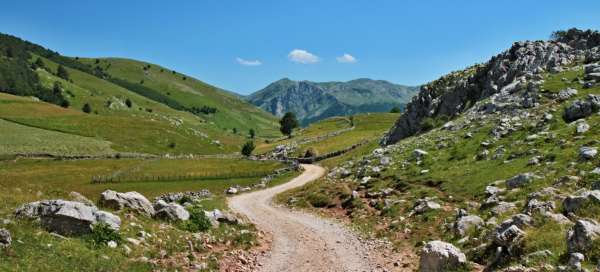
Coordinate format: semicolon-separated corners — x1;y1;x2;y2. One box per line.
241;141;255;157
86;223;121;248
125;98;132;108
56;65;69;80
82;103;92;113
421;117;436;131
233;229;256;249
449;145;468;161
307;192;332;208
33;57;45;69
249;129;255;139
304;147;319;158
60;99;70;108
390;106;402;113
180;206;212;232
168;142;176;149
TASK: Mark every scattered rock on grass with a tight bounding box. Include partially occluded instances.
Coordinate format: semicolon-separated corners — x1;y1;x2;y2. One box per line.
506;173;538;189
579;146;598;160
413;198;441;214
100;190;155;216
563;190;600;214
419;240;466;272
454;215;484;236
153;201;190;221
15;200;121;235
0;228;11;248
567;219;600;253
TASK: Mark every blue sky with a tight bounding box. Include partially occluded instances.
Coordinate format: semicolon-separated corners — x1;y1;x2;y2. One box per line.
2;1;600;94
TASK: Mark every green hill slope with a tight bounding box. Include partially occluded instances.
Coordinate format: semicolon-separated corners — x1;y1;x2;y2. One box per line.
0;33;281;156
77;58;280;138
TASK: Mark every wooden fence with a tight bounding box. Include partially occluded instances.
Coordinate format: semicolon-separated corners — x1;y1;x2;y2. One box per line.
290;140;369;164
91;170;274;184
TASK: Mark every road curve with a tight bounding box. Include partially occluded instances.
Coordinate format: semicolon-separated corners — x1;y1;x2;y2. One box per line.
228;164;379;272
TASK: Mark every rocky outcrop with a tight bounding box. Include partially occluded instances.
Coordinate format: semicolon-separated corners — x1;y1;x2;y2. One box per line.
153;200;190;221
506;173;538;189
579;146;598;160
154;190;212;204
204;209;239;227
15;200;121;235
0;228;11;248
382;30;600;145
563;94;600;122
567;219;600;253
454;215;484;236
413;198;441;214
99;190;155;216
563;190;600;214
419;240;467;271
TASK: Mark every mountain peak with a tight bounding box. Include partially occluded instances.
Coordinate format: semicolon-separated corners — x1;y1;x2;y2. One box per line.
247;78;418;125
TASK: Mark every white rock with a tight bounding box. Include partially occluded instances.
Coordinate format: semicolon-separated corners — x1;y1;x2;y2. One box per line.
0;228;11;247
567;219;600;253
100;190;155;216
419;241;466;272
154;202;190;221
506;173;538;189
580;146;597;160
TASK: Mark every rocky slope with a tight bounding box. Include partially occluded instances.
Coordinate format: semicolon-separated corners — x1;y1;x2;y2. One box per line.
284;28;600;271
382;28;600;145
247;78;418;125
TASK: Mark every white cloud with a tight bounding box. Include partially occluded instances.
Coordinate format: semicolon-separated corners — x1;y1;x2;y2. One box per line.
336;53;357;63
288;49;320;64
236;57;262;66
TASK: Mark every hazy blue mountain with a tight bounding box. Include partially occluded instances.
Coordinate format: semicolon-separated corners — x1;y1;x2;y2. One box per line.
247;78;418;125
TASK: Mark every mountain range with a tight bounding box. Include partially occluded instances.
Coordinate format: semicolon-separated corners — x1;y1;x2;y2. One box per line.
246;78;418;125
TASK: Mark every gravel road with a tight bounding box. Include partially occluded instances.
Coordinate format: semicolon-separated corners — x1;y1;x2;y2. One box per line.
228;164;384;272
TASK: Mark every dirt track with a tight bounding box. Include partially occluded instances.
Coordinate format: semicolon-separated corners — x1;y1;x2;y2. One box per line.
228;164;385;272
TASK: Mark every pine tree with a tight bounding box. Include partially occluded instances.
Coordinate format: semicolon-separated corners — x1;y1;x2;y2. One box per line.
241;141;255;156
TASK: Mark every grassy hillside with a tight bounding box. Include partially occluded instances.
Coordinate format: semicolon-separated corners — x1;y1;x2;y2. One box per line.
0;118;114;157
0;33;282;157
0;54;259;155
255;113;399;158
78;58;280;138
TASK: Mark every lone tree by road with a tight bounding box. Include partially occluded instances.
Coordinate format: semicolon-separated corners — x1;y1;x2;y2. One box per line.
279;112;298;138
241;141;255;156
